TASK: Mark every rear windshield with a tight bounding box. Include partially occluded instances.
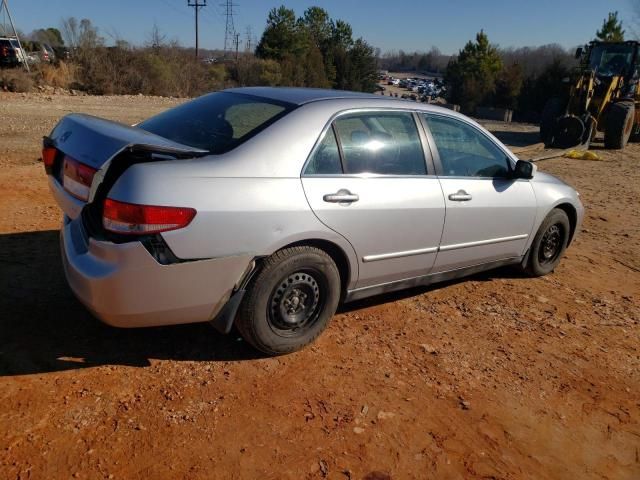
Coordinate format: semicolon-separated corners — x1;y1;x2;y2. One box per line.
137;92;296;154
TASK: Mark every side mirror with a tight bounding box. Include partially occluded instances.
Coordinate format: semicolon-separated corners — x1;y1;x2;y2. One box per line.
512;159;536;179
575;47;583;59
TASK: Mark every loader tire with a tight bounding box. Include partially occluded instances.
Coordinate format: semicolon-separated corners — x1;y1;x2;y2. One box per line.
604;101;634;150
540;97;565;147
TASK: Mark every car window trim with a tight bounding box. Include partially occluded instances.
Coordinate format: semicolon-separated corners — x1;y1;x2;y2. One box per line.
420;112;517;179
413;111;440;175
331;123;347;174
301;107;437;178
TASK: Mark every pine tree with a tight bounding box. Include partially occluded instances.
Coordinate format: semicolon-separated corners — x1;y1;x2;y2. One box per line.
596;11;625;42
445;30;503;112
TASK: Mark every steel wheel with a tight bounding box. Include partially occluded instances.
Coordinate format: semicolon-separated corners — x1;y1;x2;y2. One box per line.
523;208;571;277
268;270;324;336
235;246;341;355
538;224;563;266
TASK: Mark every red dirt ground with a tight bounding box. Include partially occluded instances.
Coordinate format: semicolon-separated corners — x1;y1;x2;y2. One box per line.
0;92;638;479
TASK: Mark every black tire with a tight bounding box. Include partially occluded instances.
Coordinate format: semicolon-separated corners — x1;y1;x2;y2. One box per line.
540;97;565;147
604;101;635;150
235;246;341;355
522;209;571;277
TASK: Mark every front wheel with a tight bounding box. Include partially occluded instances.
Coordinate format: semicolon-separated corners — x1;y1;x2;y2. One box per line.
522;209;571;277
236;246;341;355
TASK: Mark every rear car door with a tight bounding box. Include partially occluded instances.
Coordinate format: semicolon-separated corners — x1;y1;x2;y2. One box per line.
421;113;537;272
301;110;446;289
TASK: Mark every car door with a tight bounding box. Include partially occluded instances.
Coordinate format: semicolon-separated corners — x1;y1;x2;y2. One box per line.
421;113;537;272
301;110;446;289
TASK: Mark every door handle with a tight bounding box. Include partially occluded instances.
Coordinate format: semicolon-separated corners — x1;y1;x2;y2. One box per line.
448;189;472;201
323;189;359;204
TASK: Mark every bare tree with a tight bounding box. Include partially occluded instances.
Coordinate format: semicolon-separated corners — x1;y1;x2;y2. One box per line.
629;0;640;39
60;17;103;49
60;17;79;48
146;22;167;50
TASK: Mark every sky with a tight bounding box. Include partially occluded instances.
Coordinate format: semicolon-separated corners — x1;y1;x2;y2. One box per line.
3;0;638;54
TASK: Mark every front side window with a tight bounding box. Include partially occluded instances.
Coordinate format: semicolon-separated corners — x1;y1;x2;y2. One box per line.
423;114;510;178
333;112;426;175
138;92;295;154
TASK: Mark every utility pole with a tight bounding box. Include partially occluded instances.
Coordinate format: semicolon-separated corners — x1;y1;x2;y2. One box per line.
234;32;240;61
187;0;207;58
221;0;237;56
0;0;29;71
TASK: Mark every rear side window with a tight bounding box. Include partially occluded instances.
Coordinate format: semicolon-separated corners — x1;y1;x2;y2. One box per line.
304;127;342;175
137;92;295;154
333;112;426;175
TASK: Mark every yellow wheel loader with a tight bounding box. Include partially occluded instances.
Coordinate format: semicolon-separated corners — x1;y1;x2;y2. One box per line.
540;41;640;150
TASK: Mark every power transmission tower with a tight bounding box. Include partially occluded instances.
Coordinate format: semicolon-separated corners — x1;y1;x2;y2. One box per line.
0;0;29;71
221;0;237;56
187;0;207;58
244;25;252;53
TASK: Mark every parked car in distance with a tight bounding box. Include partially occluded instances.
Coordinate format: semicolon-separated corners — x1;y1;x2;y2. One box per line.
29;42;56;63
0;37;26;67
53;46;70;61
43;87;584;355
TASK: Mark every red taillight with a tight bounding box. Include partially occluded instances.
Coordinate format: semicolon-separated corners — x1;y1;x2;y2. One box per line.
63;156;97;201
42;146;57;173
102;198;197;235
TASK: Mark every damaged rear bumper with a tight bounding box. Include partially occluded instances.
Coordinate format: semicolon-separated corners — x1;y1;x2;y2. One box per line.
60;215;252;329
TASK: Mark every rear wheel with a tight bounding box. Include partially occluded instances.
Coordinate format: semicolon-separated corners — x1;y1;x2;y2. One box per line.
236;246;341;355
522;209;570;277
604;101;635;150
540;97;565;147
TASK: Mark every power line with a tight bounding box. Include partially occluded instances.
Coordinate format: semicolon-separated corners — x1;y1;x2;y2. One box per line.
187;0;207;58
158;0;191;19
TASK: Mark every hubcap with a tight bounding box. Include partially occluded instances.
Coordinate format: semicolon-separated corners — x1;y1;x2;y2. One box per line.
269;271;322;335
539;224;562;265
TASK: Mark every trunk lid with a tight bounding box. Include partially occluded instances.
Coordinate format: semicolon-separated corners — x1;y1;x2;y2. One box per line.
48;113;207;170
46;113;207;220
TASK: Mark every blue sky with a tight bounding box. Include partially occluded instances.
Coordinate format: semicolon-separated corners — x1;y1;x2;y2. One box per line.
5;0;638;54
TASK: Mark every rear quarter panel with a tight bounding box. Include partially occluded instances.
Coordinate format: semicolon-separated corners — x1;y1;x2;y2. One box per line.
107;163;360;288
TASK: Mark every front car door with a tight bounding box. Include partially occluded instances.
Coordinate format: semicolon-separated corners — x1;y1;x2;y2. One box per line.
301;110;446;289
421;113;537;272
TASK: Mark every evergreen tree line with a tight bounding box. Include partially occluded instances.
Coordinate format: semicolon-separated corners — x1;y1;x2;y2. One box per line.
232;6;378;92
444;11;627;117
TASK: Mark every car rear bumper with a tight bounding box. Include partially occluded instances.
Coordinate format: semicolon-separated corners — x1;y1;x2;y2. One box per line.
60;215;252;328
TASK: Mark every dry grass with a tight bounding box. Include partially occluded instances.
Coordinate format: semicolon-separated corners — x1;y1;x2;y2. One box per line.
0;68;34;93
38;61;77;89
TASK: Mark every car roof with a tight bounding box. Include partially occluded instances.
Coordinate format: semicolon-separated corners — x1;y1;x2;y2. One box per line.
224;86;385;106
222;87;459;116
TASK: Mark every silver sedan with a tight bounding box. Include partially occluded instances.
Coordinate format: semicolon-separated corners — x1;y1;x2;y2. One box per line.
44;87;584;354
